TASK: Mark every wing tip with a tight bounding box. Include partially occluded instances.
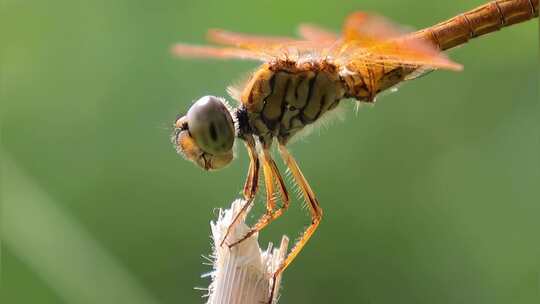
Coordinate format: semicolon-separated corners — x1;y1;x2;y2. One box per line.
438;59;464;71
170;43;196;58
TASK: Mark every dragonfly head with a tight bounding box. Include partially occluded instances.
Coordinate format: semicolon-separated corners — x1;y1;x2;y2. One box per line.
172;96;236;171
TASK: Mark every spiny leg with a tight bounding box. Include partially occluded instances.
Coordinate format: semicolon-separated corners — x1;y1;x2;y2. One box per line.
261;149;277;211
261;148;290;218
228;148;290;248
227;150;275;247
220;137;260;247
242;150;255;199
268;143;323;303
265;149;289;205
242;136;260;200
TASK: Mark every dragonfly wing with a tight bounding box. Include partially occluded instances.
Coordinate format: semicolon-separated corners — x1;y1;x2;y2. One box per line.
207;28;337;59
171;43;272;61
404;66;434;80
361;39;462;71
343;12;405;44
340;12;462;71
207;28;298;47
297;23;339;42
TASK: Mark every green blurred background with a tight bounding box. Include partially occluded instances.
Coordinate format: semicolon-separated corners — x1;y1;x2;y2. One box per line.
2;0;538;303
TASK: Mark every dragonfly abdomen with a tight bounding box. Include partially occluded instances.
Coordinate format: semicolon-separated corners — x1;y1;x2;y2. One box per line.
341;64;419;102
412;0;538;52
241;61;346;145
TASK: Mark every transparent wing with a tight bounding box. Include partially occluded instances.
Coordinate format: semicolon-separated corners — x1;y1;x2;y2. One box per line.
338;12;463;71
404;66;434;80
172;12;462;70
173;28;335;61
297;24;339;42
207;28;298;47
207;28;337;59
171;43;272;61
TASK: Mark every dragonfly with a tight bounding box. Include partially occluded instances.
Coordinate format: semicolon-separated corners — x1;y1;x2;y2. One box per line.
171;0;537;301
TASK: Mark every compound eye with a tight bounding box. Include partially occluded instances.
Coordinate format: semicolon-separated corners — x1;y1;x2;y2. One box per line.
186;96;235;156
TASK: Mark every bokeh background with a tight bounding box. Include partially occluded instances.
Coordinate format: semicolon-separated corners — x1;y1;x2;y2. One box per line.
2;0;538;303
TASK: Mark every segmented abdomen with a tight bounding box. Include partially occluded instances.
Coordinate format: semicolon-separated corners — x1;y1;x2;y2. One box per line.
241;62;346;144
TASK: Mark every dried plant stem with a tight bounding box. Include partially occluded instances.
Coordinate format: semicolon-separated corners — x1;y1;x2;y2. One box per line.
205;199;289;304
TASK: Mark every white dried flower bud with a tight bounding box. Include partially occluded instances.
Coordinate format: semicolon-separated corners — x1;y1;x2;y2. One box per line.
203;199;288;304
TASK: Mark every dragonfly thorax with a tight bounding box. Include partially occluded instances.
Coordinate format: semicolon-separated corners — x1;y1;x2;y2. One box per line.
239;60;347;145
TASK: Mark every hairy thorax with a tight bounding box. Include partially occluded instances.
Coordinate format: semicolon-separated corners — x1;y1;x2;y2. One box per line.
238;59;418;145
240;60;346;145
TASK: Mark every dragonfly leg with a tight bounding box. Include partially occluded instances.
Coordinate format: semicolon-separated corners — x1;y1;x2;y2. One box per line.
268;143;323;303
220;137;259;247
242;136;260;200
227;148;290;248
263;148;289;207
